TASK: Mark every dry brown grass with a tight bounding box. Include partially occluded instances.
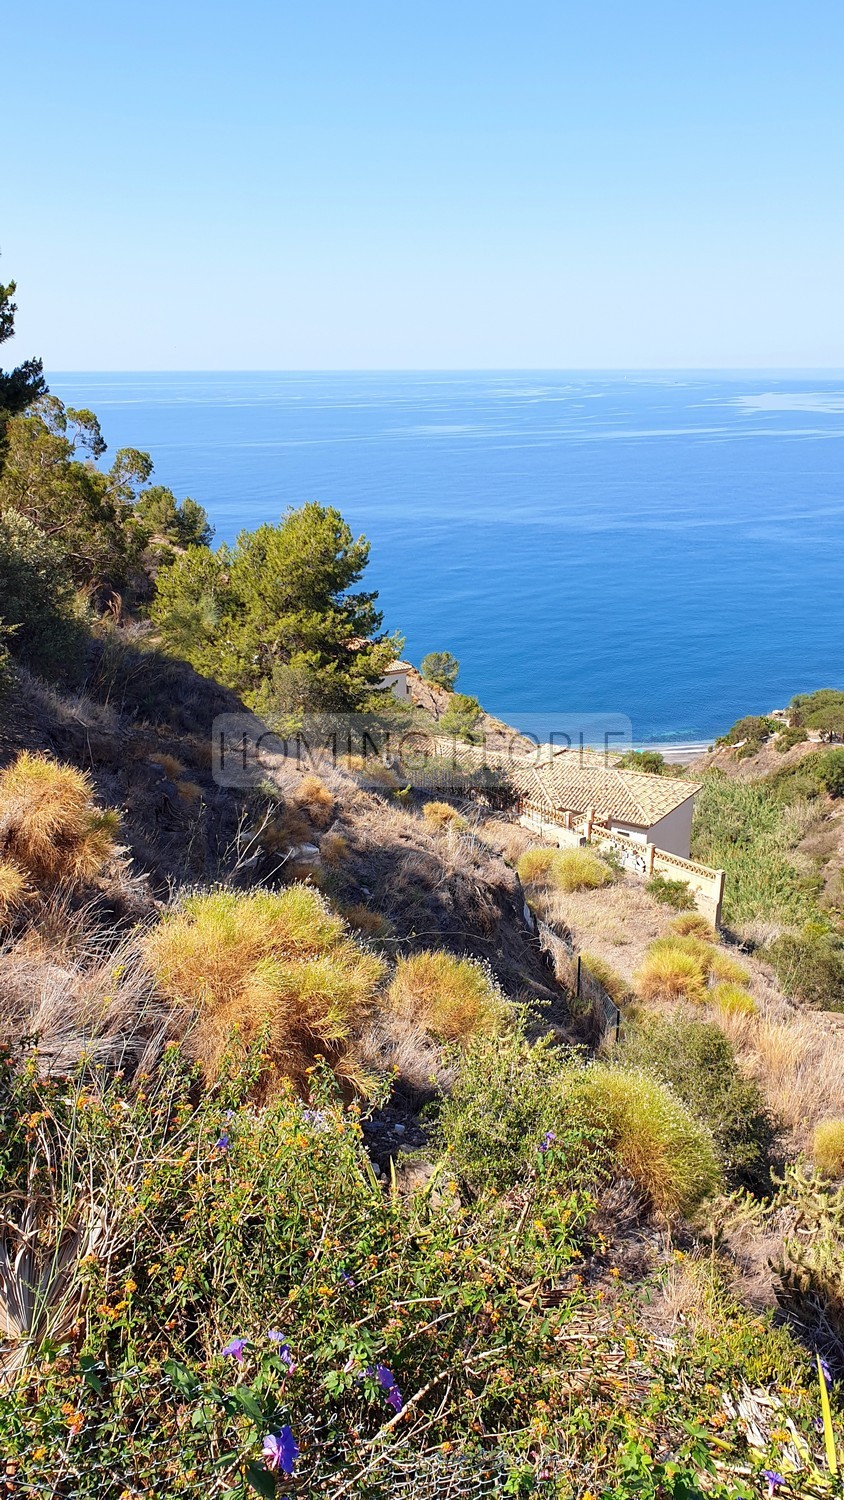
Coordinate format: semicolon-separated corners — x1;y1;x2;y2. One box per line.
143;885;386;1093
293;774;335;828
320;831;349;867
340;903;391;939
422;801;467;833
669;912;717;941
0;752;120;889
0;862;28;920
149;753;186;780
387;950;507;1045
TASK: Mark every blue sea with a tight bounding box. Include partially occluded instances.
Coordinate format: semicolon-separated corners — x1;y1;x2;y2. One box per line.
48;371;844;746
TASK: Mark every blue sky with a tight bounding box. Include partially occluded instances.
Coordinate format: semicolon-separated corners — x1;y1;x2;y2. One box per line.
6;1;844;368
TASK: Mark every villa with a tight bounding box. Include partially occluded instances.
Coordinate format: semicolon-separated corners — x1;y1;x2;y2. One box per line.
509;753;701;859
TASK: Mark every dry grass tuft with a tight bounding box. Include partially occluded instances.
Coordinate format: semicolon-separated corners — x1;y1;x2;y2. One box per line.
149;753;186;780
422;801;467;833
711;981;758;1018
555;847;614;892
670;912;717;942
710;950;751;986
0;862;28;919
516;847;558;885
293;775;335;828
517;845;612;893
143;885;386;1093
339;755;400;791
259;804;312;853
579;1064;722;1219
636;947;707;1004
388;950;507;1045
581;950;631;1006
0;752;120;888
320;831;349;866
813;1119;844;1177
175;778;202;806
341;903;391;939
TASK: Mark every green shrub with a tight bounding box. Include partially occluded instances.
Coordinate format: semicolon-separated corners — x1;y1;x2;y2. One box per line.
434;1023;606;1197
717;714;778;748
789;688;844;738
617;1014;775;1190
0;509;86;677
420;650;459;690
439;692;482;742
764;927;844;1011
693;772;821;929
646;873;696;910
576;1064;722;1219
776;726;808;753
819;748;844;798
618;749;666;774
0;1046;600;1490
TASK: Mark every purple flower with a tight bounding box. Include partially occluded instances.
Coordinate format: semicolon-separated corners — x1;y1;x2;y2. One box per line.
215;1132;230;1152
761;1473;784;1498
221;1337;248;1363
820;1356;833;1385
539;1131;556;1154
262;1425;299;1475
302;1107;328;1130
267;1331;296;1370
368;1362;403;1412
341;1270;356;1289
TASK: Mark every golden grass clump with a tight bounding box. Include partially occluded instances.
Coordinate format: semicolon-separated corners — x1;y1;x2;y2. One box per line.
340;755;400;791
293;774;335;828
517;845;613;892
648;933;715;976
149;753;186;780
422;801;467;833
388;950;507;1045
581;950;631;1006
516;847;558;885
259;804;312;853
579;1064;722;1219
320;831;349;866
0;861;28;919
709;950;751;986
711;981;757;1018
341;903;391;939
636;946;706;1004
0;752;120;888
554;847;614;892
143;885;386;1092
669;912;716;942
175;778;202;806
812;1119;844;1177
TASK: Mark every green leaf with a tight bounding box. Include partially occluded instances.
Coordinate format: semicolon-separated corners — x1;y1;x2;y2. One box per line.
78;1355;105;1395
245;1460;277;1497
233;1384;265;1423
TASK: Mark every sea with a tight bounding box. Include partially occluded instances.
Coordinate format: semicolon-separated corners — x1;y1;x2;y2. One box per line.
48;370;844;749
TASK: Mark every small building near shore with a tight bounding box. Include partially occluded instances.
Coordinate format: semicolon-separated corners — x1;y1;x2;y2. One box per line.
379;660;414;700
521;754;701;859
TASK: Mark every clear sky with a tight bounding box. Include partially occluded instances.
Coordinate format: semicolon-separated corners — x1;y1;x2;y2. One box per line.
5;1;844;369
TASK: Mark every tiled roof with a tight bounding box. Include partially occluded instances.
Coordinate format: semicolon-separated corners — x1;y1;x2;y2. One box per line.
538;755;700;827
437;740;699;829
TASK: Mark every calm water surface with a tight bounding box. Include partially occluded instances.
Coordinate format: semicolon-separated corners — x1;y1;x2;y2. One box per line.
49;371;844;744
